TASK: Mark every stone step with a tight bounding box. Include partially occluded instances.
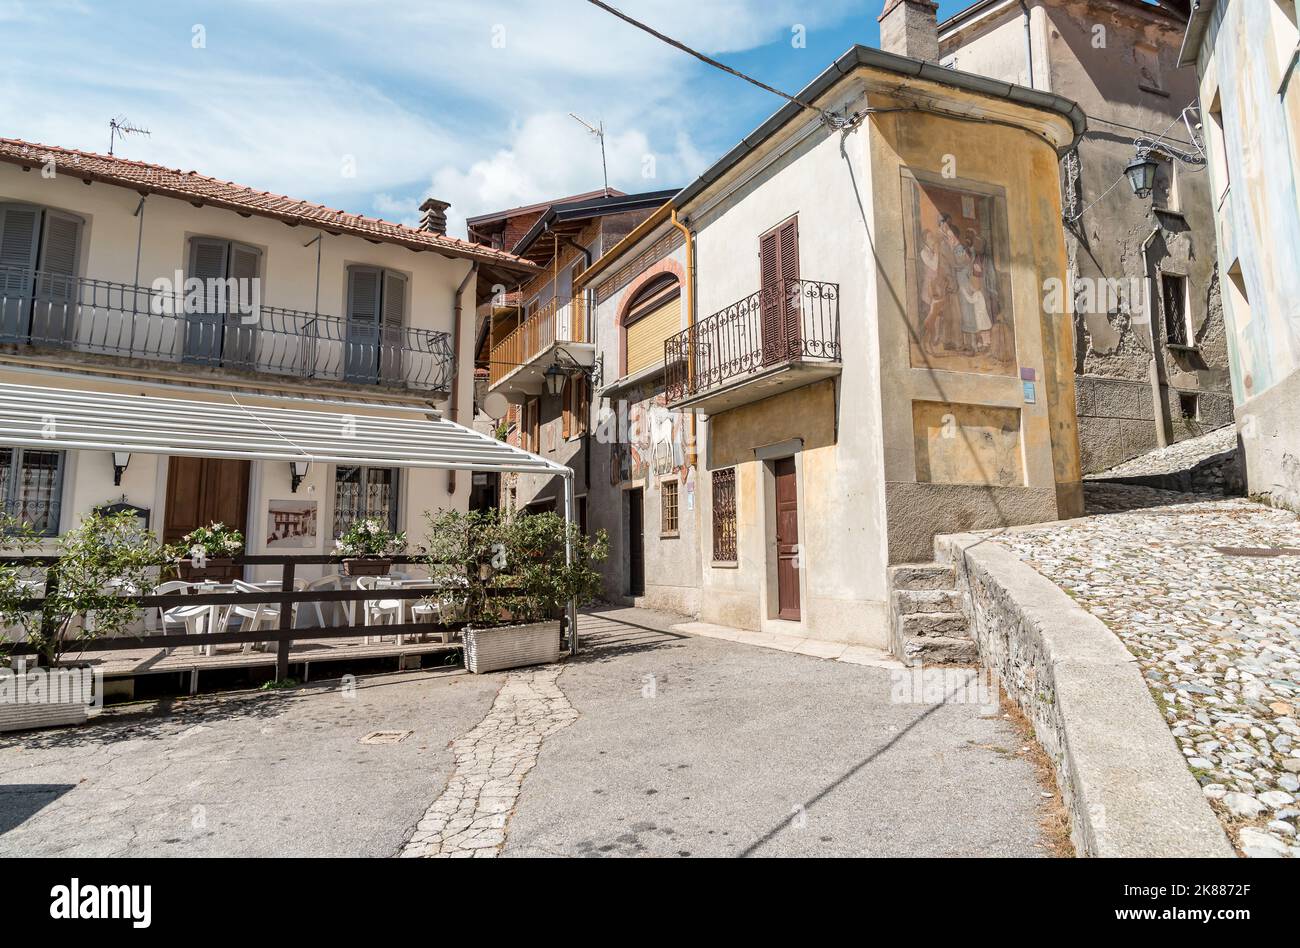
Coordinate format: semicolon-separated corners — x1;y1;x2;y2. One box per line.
901;635;979;665
889;563;955;591
897;611;968;638
893;588;964;615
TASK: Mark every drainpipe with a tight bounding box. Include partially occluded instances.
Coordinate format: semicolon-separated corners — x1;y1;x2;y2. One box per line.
1018;1;1035;89
448;260;479;494
1140;226;1172;448
669;208;699;468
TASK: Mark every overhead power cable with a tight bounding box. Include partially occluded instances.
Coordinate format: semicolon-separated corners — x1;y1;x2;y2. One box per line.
583;0;838;125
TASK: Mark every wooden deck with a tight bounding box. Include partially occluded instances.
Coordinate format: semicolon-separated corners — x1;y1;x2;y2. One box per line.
66;635;463;690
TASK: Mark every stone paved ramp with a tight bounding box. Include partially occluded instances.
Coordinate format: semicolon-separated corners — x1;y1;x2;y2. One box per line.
997;485;1300;857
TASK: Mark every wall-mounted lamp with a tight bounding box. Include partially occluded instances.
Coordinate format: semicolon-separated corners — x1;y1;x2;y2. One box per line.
290;459;311;493
543;362;569;398
1125;152;1159;199
111;451;131;486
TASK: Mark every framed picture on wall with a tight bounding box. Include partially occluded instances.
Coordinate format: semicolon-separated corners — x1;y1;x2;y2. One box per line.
267;500;318;549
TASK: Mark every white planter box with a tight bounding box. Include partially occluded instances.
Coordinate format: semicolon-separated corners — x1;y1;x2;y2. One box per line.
0;701;88;733
463;621;562;674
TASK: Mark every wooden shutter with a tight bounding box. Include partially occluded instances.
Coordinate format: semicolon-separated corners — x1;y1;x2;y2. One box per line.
32;211;82;343
380;270;407;382
184;237;229;365
225;243;261;367
759;227;782;365
345;266;382;382
777;217;800;358
0;204;41;341
561;377;572;439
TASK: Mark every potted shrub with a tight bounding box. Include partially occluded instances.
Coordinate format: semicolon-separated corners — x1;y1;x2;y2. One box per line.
168;522;244;582
424;508;606;674
335;518;406;576
0;510;165;731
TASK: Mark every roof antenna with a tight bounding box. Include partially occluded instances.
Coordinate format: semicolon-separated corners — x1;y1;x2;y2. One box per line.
569;113;610;197
108;115;151;156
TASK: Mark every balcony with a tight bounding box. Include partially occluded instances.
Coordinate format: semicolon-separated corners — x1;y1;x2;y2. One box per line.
0;267;455;394
487;295;593;396
664;278;840;414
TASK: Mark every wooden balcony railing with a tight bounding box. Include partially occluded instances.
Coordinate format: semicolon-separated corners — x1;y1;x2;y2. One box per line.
488;296;587;387
664;279;839;404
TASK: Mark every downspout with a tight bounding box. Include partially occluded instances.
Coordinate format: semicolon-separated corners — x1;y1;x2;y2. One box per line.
1018;1;1035;89
1140;226;1172;448
447;260;479;494
669;208;698;468
560;234;595;495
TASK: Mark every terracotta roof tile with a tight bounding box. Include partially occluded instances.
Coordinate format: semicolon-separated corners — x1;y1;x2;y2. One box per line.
0;137;539;274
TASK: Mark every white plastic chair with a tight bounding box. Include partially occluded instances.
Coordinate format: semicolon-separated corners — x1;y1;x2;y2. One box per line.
356;576;403;644
302;574;343;629
155;581;209;655
229;579;284;653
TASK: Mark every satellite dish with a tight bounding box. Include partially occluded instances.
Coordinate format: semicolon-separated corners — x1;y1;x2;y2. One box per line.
482;392;509;421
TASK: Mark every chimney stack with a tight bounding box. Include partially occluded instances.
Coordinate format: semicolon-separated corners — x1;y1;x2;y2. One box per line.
418;198;451;236
878;0;940;63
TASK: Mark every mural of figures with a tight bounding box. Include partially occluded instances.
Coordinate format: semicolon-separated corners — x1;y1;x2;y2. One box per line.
609;387;691;487
905;174;1017;377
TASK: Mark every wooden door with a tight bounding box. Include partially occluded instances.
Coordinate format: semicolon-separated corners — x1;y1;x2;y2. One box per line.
774;457;801;621
164;456;251;545
758;216;800;365
627;488;645;597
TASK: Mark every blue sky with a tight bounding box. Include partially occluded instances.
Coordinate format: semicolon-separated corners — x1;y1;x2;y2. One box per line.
0;1;973;237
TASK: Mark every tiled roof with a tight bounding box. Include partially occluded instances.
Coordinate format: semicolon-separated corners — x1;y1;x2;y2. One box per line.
0;137;539;273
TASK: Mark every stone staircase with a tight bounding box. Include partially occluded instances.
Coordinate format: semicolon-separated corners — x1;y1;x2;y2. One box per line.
888;563;978;664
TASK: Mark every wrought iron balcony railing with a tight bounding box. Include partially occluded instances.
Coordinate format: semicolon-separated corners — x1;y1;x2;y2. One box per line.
0;267;455;392
664;278;840;404
488;295;588;387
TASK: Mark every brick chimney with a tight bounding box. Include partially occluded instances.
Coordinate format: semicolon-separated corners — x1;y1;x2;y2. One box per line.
418;198;451;235
878;0;940;63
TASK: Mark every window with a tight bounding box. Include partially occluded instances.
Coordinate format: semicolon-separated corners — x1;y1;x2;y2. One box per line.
1134;44;1166;96
333;465;399;537
0;447;65;537
0;203;84;344
345;265;407;384
1207;91;1230;202
523;398;540;453
759;216;800;364
622;274;681;377
1272;1;1300;91
711;467;737;563
661;479;679;536
561;375;589;440
1161;273;1190;347
184;237;262;367
1179;393;1200;421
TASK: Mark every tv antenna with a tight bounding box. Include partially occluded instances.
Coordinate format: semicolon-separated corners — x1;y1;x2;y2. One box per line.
108;116;151;156
569;113;610;196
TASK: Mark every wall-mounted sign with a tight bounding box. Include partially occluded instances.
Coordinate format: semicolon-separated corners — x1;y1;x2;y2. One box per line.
95;499;150;530
1023;381;1037;404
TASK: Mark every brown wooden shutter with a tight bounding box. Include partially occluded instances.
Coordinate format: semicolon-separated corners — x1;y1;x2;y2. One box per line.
561;377;572;439
777;217;800;358
759;229;781;365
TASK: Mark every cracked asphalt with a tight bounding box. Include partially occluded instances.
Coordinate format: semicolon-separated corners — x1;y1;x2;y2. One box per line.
1;608;1056;857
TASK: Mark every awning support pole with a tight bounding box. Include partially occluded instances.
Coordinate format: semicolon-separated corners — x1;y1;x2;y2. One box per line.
563;472;578;655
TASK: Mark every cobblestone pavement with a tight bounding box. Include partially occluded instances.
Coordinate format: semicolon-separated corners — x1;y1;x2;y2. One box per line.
995;484;1300;858
1087;426;1236;480
400;666;578;858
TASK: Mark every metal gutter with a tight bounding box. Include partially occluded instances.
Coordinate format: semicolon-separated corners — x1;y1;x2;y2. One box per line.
511;189;679;257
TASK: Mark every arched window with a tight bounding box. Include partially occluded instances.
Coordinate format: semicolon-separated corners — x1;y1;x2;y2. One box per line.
622;274;681;377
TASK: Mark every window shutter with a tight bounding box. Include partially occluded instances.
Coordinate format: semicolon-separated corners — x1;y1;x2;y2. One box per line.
345;266;382;382
226;242;261;367
0;204;41;341
184;238;229;365
33;211;82;343
380;270;406;382
759;228;782;365
777;217;800;357
188;237;229;283
562;377;572;439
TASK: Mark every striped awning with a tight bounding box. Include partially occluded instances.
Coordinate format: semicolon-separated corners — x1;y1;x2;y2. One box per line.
0;377;566;476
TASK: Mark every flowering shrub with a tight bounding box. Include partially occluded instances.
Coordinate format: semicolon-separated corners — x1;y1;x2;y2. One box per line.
335;518;406;558
167;522;243;561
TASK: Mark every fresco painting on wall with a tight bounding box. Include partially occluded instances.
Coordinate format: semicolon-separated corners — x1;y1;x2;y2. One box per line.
610;388;690;487
903;173;1017;377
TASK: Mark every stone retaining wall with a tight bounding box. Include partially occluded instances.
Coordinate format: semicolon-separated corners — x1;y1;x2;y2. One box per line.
935;533;1234;857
